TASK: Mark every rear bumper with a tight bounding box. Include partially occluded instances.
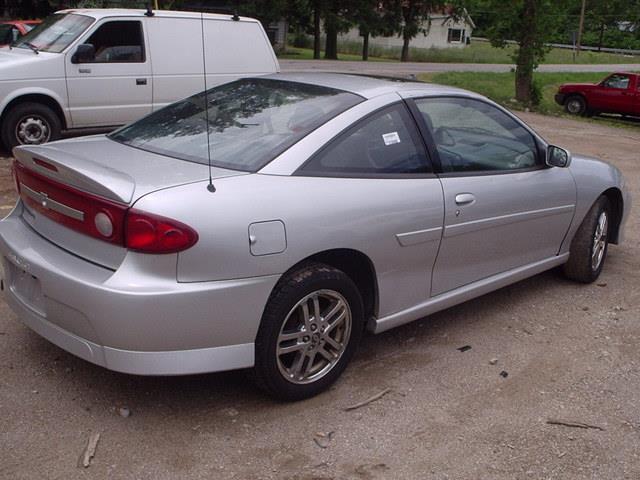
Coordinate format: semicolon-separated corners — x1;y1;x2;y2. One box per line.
554;93;566;106
0;204;280;375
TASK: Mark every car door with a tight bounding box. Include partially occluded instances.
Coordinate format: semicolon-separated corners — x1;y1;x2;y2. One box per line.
590;74;634;115
297;101;445;317
65;18;152;128
410;96;576;296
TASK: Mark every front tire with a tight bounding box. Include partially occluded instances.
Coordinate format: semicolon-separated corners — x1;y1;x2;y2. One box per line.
564;95;587;116
1;102;62;150
563;196;611;283
253;263;364;401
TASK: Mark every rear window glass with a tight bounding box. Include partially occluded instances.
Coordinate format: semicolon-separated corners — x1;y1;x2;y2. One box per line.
110;78;363;172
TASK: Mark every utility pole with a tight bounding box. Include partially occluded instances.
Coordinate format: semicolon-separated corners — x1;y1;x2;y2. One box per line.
576;0;586;55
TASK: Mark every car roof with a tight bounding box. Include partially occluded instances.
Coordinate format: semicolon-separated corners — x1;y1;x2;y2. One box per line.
263;72;481;100
55;8;260;23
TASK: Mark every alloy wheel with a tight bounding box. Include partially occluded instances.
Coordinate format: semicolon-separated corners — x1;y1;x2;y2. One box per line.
276;289;352;385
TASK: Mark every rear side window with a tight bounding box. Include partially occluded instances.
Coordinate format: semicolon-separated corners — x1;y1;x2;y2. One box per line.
85;21;144;63
300;103;430;176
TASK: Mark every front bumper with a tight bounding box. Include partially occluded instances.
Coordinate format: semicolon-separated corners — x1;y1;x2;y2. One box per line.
554;93;566;106
0;205;280;375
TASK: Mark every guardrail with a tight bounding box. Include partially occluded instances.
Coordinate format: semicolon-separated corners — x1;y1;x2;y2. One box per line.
473;37;640;56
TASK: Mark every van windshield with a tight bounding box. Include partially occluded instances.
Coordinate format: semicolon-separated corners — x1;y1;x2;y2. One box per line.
110;78;363;172
13;14;93;53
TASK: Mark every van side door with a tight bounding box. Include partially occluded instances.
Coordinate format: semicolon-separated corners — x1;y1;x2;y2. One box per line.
65;18;152;128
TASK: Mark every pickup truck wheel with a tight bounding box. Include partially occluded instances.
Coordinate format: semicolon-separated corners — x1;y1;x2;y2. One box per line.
252;263;364;401
563;196;610;283
1;102;62;150
564;95;587;116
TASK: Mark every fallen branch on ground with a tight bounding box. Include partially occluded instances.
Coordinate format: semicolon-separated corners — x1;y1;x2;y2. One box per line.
344;388;391;411
546;419;605;431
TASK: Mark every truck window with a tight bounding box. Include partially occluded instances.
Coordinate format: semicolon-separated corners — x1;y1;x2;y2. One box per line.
86;21;145;63
603;74;630;90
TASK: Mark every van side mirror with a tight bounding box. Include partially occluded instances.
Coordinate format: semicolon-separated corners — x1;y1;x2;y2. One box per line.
546;145;571;168
71;43;95;64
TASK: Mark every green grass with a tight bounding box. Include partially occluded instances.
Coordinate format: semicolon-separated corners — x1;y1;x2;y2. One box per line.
277;46;395;62
279;41;640;65
418;71;615;115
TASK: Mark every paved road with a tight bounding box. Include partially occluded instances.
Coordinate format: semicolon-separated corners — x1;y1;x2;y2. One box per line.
280;59;640;75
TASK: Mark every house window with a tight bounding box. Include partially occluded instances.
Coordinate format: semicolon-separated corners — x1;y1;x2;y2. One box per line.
447;28;463;43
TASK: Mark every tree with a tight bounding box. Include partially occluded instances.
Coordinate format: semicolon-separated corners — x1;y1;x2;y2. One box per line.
482;0;567;105
385;0;463;62
350;0;391;60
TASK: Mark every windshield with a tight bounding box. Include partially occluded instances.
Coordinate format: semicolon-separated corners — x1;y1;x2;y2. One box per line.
13;14;93;53
110;78;363;172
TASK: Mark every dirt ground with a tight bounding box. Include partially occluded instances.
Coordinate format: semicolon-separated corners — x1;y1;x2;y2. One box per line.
0;113;638;480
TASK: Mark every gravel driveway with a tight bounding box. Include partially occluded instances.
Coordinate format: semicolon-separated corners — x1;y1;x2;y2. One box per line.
0;113;638;480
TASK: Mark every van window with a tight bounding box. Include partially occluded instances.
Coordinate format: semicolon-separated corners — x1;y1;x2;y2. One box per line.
85;21;144;63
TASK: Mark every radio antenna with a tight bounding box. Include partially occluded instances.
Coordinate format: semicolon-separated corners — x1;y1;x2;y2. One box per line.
200;12;216;193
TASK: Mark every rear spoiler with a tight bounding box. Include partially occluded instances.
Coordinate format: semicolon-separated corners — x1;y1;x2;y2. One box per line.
13;144;135;204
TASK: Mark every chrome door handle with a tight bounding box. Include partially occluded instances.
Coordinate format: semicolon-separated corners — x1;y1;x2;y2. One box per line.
136;78;147;86
455;193;475;206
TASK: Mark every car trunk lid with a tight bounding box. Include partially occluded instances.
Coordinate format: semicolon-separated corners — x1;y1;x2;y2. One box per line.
13;136;245;269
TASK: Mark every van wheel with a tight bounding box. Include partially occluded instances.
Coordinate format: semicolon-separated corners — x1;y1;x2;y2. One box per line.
1;102;62;150
252;263;363;401
564;95;587;116
563;196;610;283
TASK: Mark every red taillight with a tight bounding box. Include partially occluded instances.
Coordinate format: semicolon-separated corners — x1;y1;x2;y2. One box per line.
125;209;198;254
14;161;198;254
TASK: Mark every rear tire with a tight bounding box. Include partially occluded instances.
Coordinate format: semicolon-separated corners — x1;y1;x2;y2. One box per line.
564;95;587;116
563;196;611;283
252;263;364;401
1;102;62;151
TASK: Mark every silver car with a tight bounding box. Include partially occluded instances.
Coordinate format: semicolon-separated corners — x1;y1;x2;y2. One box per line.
0;74;630;400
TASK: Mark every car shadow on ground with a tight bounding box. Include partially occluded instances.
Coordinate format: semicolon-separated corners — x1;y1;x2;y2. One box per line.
14;268;571;414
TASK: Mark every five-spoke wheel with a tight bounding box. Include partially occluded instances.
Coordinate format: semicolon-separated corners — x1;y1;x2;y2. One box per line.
253;263;363;401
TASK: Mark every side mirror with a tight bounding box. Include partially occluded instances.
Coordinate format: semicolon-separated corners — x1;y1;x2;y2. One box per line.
546;145;571;168
71;43;95;64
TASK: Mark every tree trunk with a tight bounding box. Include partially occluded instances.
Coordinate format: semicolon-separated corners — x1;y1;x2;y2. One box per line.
362;31;369;61
313;3;321;59
598;23;605;52
515;0;537;105
324;14;338;60
401;34;410;62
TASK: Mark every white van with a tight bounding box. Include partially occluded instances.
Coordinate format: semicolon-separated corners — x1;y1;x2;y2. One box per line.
0;9;280;149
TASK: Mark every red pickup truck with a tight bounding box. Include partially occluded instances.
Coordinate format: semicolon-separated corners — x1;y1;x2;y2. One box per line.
555;72;639;117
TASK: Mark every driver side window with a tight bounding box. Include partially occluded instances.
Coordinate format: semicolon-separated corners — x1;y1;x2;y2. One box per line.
301;103;430;176
415;97;539;173
84;21;144;63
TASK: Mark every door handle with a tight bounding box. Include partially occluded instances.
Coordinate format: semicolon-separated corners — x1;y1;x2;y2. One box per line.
78;68;91;74
455;193;475;206
136;78;147;86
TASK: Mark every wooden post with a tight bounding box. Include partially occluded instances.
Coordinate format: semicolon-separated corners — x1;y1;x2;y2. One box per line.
576;0;586;55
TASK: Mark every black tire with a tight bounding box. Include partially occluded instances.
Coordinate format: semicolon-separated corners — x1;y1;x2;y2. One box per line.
1;102;62;150
564;95;587;116
563;196;611;283
252;263;364;401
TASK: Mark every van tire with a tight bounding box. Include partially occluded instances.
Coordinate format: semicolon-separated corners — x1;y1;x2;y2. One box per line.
1;102;62;151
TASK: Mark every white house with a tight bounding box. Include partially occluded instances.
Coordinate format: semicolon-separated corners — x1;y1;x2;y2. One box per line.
339;10;475;50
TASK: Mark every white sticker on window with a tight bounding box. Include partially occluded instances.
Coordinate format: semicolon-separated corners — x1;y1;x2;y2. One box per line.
382;131;401;146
